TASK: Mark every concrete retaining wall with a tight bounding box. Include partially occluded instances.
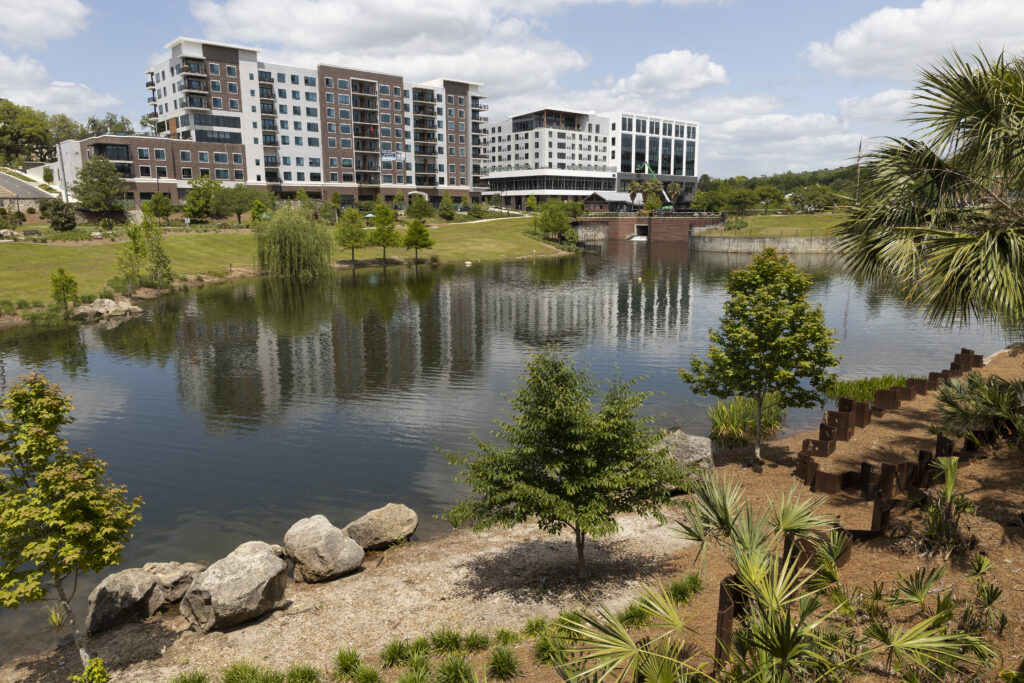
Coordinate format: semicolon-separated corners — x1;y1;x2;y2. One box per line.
690;235;837;253
573;215;724;242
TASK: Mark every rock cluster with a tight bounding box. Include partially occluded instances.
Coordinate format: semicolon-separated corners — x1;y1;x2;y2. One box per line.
86;561;204;634
72;298;142;321
85;503;419;636
660;429;714;471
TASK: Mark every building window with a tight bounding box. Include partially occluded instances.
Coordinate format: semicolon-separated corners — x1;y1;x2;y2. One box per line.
139;165;151;177
233;153;243;164
338;79;348;89
330;172;338;182
283;171;292;180
296;172;305;181
137;148;150;160
281;135;290;144
447;94;454;104
212;97;222;108
325;76;333;87
210;80;222;92
304;76;315;86
341;158;353;167
338;94;350;104
291;74;299;84
226;65;237;77
199;151;209;162
326;92;334;103
200;168;210;177
229;99;239;110
228;82;238;94
307;122;319;132
214;152;228;163
339;109;350;120
305;92;316;101
310;172;321;181
383;174;393;183
277;73;285;82
215;168;229;179
308;137;319;146
234;169;244;180
278;88;287;98
209;63;220;75
341;138;351;148
180;150;191;162
156;166;168;177
380;85;390;95
328;137;337;148
306;107;316;117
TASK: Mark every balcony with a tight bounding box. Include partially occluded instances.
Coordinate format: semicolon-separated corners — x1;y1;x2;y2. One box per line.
146;80;155;89
181;79;207;93
182;60;206;75
471;101;488;110
183;96;210;110
353;125;379;138
147;96;157;104
414;176;438;186
356;172;379;184
351;81;376;95
264;157;280;167
413;145;436;156
351;111;378;124
262;135;279;146
413;118;435;131
258;71;273;83
351;96;377;110
259;88;275;101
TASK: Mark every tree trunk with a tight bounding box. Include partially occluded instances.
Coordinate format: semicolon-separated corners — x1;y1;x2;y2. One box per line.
754;394;764;461
574;527;586;579
55;578;90;669
351;246;356;262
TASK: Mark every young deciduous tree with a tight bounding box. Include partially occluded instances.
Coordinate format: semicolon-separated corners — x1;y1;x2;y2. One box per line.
369;197;401;260
680;248;839;461
445;350;683;578
403;219;434;261
70;155;125;227
0;373;143;669
142;220;172;294
524;194;538;212
406;194;434;221
50;267;78;319
48;197;77;232
181;176;221;220
115;224;146;295
212;184;258;224
538;199;570;239
468;202;486;219
141;192;172;226
437;192;456;220
249;198;269;226
335;206;365;261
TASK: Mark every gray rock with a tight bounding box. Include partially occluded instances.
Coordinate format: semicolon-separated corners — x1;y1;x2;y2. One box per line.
71;298;142;321
343;503;418;550
85;568;163;634
142;561;205;603
661;429;714;471
231;540;286;559
284;515;364;582
90;231;104;240
0;228;17;238
179;544;288;633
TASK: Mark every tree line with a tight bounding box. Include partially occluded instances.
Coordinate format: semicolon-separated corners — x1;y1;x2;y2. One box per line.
0;99;145;165
692;164;859;213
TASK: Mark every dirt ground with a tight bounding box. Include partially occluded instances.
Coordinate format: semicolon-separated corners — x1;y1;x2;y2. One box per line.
3;348;1023;682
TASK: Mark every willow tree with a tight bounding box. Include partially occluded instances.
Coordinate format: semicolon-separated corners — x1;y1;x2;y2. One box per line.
255;206;332;279
838;50;1024;327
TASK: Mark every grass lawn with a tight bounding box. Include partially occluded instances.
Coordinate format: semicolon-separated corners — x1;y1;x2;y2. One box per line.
0;217;557;303
702;213;845;238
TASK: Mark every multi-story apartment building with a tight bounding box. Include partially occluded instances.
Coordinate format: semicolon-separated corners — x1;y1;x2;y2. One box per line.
482;108;699;209
59;37;488;208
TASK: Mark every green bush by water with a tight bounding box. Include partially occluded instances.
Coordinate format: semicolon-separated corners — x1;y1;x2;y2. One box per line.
707;394;785;448
826;374;919;403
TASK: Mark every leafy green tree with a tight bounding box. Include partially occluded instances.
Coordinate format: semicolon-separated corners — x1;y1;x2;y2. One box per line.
680;249;839;461
446;350;682;578
50;268;78;319
255;206;331;279
70;155;125;226
42;167;53;184
403;219;434;260
754;184;786;212
181;176;221;220
0;100;52;161
0;373;143;669
369;197;401;260
249;198;269;226
723;185;759;213
407;194;434;221
84;112;135;137
48;198;76;232
565;200;584;218
141;192;172;226
438;192;456;220
524;194;538;212
468;202;486;219
839;49;1024;327
788;184;832;213
212;183;258;224
335;206;365;261
142;220;172;294
115;224;146;295
641;178;665;211
138;112;157;134
538;199;570;238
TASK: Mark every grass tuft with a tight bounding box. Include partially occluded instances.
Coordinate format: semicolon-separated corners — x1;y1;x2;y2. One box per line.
463;629;490;652
350;664;382;683
667;573;703;605
284;663;322;683
332;647;361;680
435;654;474;683
617;601;652;629
379;639;410;668
429;625;464;654
487;645;524;681
493;627;521;645
170;673;211;683
827;375;919;403
708;394;785;448
522;616;548;638
222;660;285;683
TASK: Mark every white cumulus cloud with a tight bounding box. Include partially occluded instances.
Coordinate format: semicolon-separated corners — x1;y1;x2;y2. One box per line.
839;88;913;124
0;0;90;49
804;0;1024;79
0;50;121;119
610;50;728;98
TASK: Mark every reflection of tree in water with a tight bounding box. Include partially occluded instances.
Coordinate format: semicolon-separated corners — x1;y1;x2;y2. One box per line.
335;270;403;326
256;277;335;337
2;325;88;377
405;267;440;307
97;298;184;367
527;256;581;285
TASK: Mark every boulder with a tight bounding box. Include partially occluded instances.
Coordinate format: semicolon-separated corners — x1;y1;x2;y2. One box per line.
142;561;205;603
85;568;164;634
343;503;418;550
180;542;289;633
231;540;287;559
90;231;104;240
284;515;364;582
70;298;142;321
660;429;714;471
0;228;17;238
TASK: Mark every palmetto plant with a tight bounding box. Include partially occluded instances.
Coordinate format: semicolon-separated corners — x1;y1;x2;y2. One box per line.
934;373;1024;446
837;49;1024;327
922;457;977;558
547;472;994;682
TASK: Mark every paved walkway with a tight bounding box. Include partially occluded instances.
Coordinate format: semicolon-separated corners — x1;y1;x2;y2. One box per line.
0;171;52;201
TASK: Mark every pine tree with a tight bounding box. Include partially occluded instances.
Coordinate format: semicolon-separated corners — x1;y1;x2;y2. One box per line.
403;219;435;261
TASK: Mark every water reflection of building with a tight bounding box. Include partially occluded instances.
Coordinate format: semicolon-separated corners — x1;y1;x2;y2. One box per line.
174;250;693;428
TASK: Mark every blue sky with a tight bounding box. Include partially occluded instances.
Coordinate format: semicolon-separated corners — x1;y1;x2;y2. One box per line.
2;0;1023;176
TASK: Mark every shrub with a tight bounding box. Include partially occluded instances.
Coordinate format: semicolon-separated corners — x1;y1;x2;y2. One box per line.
221;660;285;683
522;616;547;638
435;654;473;683
463;629;489;652
26;206;36;215
921;457;977;558
532;629;562;665
935;372;1024;447
487;646;523;681
493;627;521;645
407;636;431;657
43;167;53;184
379;639;409;667
826;374;918;403
707;393;785;448
724;217;748;231
617;601;652;628
666;573;703;605
429;625;463;654
15;299;30;310
395;656;431;683
350;664;382;683
332;648;361;680
0;300;14;315
283;664;322;683
254;206;332;280
170;673;212;683
67;658;110;683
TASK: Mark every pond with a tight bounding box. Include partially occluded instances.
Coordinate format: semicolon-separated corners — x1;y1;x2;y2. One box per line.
0;240;1008;660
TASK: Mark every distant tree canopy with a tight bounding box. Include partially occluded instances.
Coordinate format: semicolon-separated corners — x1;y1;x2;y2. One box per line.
0;99;134;164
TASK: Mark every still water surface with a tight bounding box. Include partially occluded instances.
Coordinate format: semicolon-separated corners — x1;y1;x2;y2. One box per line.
0;241;1008;658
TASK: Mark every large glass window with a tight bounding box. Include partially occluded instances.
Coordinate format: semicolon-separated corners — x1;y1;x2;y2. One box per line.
686;141;695;175
673;139;684;176
648;136;658;173
620;134;632;172
661;138;671;174
634;135;646;171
